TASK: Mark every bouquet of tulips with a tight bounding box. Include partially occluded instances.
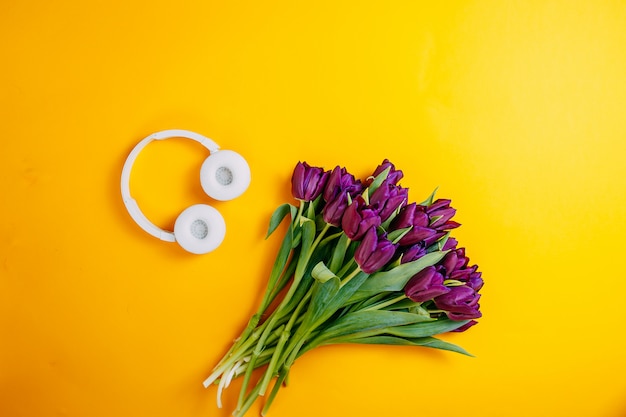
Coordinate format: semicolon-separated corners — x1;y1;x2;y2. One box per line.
203;160;483;416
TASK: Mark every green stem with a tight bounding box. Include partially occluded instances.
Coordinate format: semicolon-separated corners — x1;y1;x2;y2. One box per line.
236;215;330;410
261;368;289;416
203;320;268;388
212;202;304;382
233;381;263;417
209;312;260;373
257;288;312;396
340;266;362;287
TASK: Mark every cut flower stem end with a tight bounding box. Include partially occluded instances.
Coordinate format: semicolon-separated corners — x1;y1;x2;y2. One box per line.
203;160;484;416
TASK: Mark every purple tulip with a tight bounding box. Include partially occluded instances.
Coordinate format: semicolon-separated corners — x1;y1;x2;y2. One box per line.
369;182;408;222
393;203;429;228
434;286;482;320
391;203;436;246
426;198;451;213
441;237;458;251
404;266;451;303
441;220;462;230
291;162;329;202
440;251;459;276
467;271;484;292
354;227;396;274
323;166;362;202
450;266;475;282
400;243;427;264
423;232;446;247
341;195;381;241
368;159;404;185
426;198;460;231
426;199;460;231
322;191;350;227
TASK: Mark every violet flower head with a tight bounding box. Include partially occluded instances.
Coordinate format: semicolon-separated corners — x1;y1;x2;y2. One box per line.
369;182;408;222
291;162;329;202
434;286;482;321
426;199;461;231
467;271;484;292
323;166;362;202
391;203;436;246
438;248;482;289
430;246;484;323
423;232;446;247
354;227;396;274
368;159;404;185
404;265;450;303
400;243;427;264
442;237;458;251
322;191;350;227
440;251;460;277
341;195;381;241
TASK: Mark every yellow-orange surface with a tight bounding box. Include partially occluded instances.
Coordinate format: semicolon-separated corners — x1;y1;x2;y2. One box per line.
2;1;626;416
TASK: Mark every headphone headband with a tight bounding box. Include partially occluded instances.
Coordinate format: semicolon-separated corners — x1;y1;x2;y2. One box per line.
120;129;221;242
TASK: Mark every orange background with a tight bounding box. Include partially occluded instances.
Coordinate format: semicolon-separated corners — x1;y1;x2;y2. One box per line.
2;1;626;416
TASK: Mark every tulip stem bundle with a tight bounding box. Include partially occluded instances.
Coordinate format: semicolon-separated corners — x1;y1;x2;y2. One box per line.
203;160;484;416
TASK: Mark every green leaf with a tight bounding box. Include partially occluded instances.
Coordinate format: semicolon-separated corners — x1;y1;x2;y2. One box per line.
307;270;370;329
435;231;451;250
307;198;317;220
329;233;351;273
266;203;297;238
354;250;448;295
366;166;391;195
311;261;338;283
386;318;470;338
443;279;465;287
264;224;294;297
387;226;412;244
343;335;473;356
417;187;439;207
312;310;432;345
295;218;316;278
413;336;473;356
305;277;341;327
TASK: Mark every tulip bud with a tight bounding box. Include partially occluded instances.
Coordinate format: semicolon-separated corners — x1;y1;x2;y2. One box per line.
322;191;349;227
423;232;446;247
341;196;381;240
390;203;436;246
392;203;429;228
400;243;427;264
441;237;458;251
291;162;329;202
323;166;362;202
440;251;459;277
434;286;482;320
467;271;484;292
370;182;408;222
426;199;459;230
404;266;451;303
354;227;396;274
368;159;404;185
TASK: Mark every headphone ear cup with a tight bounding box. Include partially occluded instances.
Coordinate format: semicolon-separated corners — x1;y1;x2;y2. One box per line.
173;204;226;254
200;150;251;201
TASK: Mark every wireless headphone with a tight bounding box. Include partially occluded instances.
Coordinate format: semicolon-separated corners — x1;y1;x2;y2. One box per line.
121;129;251;254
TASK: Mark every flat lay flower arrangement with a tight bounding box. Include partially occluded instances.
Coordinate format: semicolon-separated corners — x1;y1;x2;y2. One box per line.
204;160;484;416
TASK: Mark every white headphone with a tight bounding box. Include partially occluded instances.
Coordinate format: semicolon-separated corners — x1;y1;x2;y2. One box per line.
121;129;251;254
